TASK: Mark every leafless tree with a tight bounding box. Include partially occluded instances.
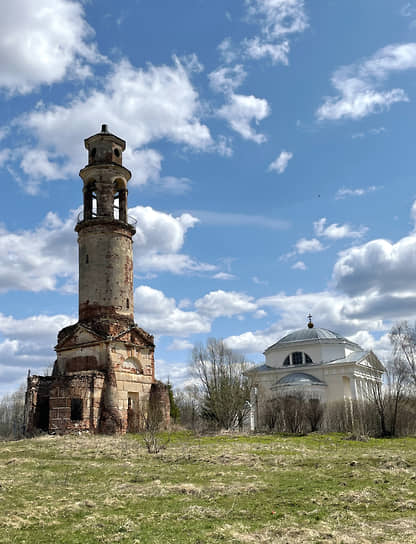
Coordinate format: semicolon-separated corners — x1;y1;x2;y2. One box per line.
368;357;409;437
191;338;253;430
0;384;25;439
390;321;416;388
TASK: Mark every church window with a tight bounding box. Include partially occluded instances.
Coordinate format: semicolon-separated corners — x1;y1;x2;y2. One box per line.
126;298;129;309
114;148;120;158
86;254;89;264
71;398;83;421
292;352;303;365
283;355;290;366
305;353;313;364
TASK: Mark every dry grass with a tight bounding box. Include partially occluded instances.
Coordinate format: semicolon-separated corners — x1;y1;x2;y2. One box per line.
0;432;415;543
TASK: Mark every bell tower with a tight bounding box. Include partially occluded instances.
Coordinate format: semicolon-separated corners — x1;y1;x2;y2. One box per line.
25;124;170;435
76;124;135;332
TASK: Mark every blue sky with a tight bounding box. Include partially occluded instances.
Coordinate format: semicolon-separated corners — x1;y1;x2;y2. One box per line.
2;0;416;395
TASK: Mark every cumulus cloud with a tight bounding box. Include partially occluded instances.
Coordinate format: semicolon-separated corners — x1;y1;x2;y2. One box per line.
295;238;324;254
11;57;212;192
225;289;386;354
134;286;211;336
0;211;78;292
167;339;194;351
317;43;416;121
0;313;74;395
0;205;214;294
313;217;367;240
333;235;416;297
195;290;257;318
268;150;293;174
217;93;270;142
130;206;215;275
0;0;102;94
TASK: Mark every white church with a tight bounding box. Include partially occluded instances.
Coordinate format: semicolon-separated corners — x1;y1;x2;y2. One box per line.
247;316;385;430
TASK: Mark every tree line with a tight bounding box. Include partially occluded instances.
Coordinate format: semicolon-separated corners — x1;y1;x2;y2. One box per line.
3;322;416;439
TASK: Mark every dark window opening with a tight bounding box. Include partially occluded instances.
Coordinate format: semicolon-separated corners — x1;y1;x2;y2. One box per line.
283;355;290;366
126;298;129;309
71;398;83;421
305;353;313;364
86;254;89;264
91;148;96;158
292;352;303;365
114;148;120;157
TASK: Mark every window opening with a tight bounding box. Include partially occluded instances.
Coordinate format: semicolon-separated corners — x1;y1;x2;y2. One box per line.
305;353;313;364
292;352;303;365
113;192;120;220
71;398;83;421
126;298;129;309
283;355;290;366
86;254;89;264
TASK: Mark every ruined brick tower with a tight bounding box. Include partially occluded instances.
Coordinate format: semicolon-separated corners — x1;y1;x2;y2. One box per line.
25;125;170;434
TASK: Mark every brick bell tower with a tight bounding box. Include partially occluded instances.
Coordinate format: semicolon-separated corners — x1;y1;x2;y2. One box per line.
25;125;170;435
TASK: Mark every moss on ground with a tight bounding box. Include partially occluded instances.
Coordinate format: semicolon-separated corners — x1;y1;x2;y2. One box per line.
0;432;415;543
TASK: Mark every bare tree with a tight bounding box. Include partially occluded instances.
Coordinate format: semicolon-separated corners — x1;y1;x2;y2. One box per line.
390;321;416;388
191;338;253;430
369;357;409;437
0;384;25;439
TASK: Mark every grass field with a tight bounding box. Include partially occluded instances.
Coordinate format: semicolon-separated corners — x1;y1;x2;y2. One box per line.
0;432;415;543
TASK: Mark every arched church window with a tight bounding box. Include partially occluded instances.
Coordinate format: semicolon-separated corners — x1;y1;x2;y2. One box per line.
292;352;303;365
283;355;290;366
305;353;313;364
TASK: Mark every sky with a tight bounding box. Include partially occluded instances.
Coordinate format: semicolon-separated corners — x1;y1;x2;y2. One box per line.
2;0;416;396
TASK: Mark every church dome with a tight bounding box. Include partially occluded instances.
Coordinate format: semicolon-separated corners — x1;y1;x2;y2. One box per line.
277;372;326;386
278;327;346;343
264;326;363;354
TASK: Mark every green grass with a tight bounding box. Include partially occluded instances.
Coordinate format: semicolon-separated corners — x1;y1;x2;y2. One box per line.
1;432;415;543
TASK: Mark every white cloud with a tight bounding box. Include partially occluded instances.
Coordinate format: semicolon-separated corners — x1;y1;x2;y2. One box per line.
13;57;212;191
335;185;380;200
129;206;215;275
167;339;194;351
333;235;416;297
0;0;102;94
295;238;324;254
195;290;257;318
0;313;74;394
213;272;237;280
244;38;290;64
0;210;78;292
209;65;247;93
245;0;308;40
217;93;270;142
317;43;416;121
0;205;215;295
268;150;293;174
313;217;367;240
218;38;238;64
292;261;307;270
244;0;308;64
134;286;211;336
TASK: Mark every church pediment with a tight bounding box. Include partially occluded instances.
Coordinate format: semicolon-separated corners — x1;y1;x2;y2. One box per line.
113;326;154;348
56;322;106;350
